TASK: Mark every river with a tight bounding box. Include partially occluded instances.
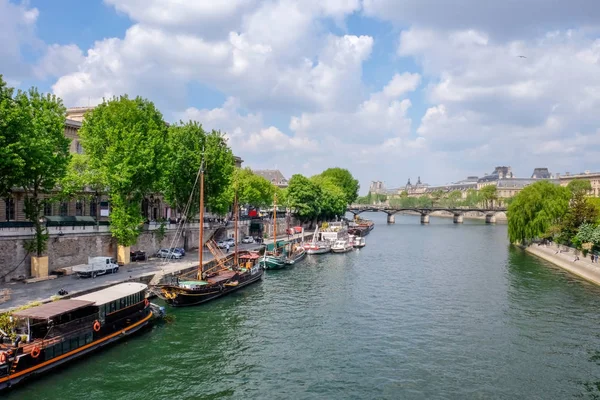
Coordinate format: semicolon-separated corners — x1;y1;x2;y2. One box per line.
7;212;600;399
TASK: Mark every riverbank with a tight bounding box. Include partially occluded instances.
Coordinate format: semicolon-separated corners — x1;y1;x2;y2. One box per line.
0;231;313;312
526;244;600;286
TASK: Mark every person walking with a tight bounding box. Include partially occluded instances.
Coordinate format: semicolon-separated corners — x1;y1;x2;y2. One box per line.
226;243;230;253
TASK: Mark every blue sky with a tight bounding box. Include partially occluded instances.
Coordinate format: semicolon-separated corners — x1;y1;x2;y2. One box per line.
2;0;600;193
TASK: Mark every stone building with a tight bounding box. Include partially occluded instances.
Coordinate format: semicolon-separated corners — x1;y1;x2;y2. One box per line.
253;169;289;188
559;171;600;197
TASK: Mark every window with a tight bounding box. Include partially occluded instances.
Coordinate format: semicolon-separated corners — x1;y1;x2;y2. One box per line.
75;200;83;216
5;198;15;221
75;140;83;154
44;201;53;216
90;200;97;217
60;202;68;216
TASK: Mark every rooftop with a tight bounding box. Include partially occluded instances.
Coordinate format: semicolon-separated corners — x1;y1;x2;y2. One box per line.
12;300;94;320
253;169;289;187
73;282;147;305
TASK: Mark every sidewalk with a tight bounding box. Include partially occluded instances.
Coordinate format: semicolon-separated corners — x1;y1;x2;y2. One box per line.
526;244;600;286
0;231;313;312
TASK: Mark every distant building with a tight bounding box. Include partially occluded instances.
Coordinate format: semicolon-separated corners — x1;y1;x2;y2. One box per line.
253;169;289;188
531;168;551;179
559;171;600;197
478;166;558;199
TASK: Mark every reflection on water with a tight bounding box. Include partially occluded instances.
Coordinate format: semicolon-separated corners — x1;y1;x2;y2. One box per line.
7;212;600;399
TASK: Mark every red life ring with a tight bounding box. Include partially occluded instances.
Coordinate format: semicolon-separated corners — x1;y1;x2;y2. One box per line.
31;346;41;359
93;320;101;332
0;352;6;364
144;298;149;307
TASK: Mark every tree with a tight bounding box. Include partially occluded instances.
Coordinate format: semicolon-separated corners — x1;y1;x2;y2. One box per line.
10;87;71;256
78;96;167;246
0;75;22;197
446;191;463;208
286;174;321;222
319;168;359;204
232;168;276;207
507;181;571;244
311;175;347;220
464;189;481;207
60;153;107;226
480;185;498;208
163;122;234;219
561;179;598;241
430;190;445;207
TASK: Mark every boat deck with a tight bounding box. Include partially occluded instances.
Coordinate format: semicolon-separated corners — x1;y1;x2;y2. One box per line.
207;271;237;284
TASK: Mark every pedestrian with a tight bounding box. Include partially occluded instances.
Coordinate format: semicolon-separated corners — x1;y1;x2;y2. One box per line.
226;243;230;253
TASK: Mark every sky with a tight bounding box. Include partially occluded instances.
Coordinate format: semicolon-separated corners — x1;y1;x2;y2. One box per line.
2;0;600;194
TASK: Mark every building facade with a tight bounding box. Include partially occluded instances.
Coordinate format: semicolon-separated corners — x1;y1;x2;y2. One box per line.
559;171;600;197
253;169;289;188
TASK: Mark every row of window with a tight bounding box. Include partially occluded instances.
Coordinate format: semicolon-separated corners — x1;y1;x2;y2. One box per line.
99;292;145;317
3;199;99;221
44;332;93;361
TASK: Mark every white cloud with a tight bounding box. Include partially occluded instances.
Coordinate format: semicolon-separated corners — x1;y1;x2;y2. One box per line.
0;0;40;82
34;44;85;79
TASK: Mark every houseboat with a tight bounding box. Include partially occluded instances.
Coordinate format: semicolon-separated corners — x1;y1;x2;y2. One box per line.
0;283;160;391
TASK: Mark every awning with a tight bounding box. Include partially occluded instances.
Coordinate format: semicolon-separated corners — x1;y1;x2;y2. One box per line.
44;216;97;226
12;300;95;320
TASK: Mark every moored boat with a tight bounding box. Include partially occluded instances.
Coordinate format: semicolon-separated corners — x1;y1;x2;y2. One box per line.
0;283;159;391
352;236;366;248
331;239;354;253
259;254;287;269
285;246;307;265
153;161;263;307
304;242;331;254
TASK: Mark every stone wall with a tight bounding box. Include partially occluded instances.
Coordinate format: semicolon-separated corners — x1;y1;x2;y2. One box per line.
0;227;215;282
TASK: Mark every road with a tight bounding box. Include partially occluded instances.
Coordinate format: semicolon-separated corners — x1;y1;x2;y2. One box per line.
0;232;311;312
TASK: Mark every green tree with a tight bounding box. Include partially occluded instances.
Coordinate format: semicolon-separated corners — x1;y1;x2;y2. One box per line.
561;179;598;241
232;168;276;207
507;181;571;244
0;75;22;197
430;190;445;207
59;153;107;226
78;96;167;246
287;174;321;222
311;175;347;220
9;87;71;256
480;185;498;208
464;189;481;207
319;168;359;204
163;121;234;218
445;191;463;208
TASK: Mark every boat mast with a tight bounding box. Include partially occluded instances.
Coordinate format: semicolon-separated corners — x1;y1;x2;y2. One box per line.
197;154;205;280
234;191;238;268
273;193;277;255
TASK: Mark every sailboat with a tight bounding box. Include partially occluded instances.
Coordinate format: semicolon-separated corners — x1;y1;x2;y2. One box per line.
302;226;331;254
154;158;263;307
259;194;288;269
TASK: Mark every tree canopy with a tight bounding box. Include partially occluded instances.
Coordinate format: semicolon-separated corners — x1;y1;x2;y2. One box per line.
2;82;71;255
287;174;322;222
232;168;276;207
78;96;167;245
311;175;347;219
319;168;359;204
507;181;570;244
162;121;234;218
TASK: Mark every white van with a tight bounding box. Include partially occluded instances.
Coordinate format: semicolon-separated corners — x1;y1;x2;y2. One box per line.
72;256;119;278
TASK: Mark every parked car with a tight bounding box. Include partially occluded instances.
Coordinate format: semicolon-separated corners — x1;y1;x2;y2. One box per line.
225;238;236;245
241;236;254;244
217;241;227;249
130;250;146;262
156;248;182;259
169;247;185;257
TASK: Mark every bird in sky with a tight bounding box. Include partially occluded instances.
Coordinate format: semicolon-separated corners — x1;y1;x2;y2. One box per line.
517;55;527;58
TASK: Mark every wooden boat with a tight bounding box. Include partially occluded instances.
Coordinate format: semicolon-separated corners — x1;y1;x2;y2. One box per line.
348;218;374;237
285;246;306;265
0;283;160;391
259;193;291;270
331;239;354;253
154;165;263;307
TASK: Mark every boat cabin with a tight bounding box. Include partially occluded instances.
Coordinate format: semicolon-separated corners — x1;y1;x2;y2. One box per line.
73;282;148;324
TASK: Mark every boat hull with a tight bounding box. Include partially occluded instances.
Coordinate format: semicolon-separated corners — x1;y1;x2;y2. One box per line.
306;247;330;254
0;309;154;392
331;246;354;253
158;269;264;307
285;248;307;265
259;256;287;270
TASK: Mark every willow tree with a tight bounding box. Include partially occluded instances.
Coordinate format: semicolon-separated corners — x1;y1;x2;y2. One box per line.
162;121;234;218
507;181;570;244
78;96;167;247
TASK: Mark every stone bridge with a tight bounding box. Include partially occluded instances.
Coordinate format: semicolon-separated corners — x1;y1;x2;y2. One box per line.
347;204;507;224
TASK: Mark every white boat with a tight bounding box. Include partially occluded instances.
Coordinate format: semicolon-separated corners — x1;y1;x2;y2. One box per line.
331;240;354;253
352;237;366;248
303;241;331;254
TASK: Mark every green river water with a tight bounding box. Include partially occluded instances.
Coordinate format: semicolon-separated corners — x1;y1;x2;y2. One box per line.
7;212;600;399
